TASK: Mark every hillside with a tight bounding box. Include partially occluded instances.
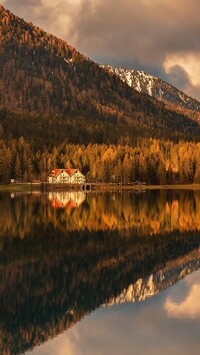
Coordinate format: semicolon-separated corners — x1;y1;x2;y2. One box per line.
102;65;200;123
0;4;200;145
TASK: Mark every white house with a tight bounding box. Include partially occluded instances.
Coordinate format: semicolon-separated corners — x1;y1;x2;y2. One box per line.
48;169;86;185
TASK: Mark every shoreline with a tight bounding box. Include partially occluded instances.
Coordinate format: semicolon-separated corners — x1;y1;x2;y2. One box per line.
1;183;200;192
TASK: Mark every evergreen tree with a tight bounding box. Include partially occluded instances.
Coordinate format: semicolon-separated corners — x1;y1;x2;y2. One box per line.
14;154;22;180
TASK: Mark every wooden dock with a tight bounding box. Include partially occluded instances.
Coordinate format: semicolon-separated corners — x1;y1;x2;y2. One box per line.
41;183;92;191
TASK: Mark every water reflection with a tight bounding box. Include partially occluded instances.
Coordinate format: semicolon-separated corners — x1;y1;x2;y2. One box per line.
1;190;200;238
105;254;200;306
165;279;200;319
0;191;200;354
48;191;86;209
29;270;200;355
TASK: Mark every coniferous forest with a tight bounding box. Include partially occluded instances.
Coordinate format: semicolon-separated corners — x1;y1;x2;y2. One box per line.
1;5;200;184
1;133;200;184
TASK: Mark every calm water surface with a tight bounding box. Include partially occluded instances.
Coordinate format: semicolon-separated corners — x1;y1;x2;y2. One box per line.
0;190;200;354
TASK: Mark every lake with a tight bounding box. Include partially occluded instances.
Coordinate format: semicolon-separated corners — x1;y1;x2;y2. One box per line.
0;190;200;354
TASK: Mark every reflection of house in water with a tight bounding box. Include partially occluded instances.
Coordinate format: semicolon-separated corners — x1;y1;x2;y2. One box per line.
48;191;86;209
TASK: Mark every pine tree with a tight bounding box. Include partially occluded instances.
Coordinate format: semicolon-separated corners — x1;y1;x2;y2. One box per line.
14;154;21;181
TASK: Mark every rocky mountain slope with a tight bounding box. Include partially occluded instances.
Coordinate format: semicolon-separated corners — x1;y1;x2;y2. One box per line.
0;4;200;145
102;65;200;121
105;253;200;307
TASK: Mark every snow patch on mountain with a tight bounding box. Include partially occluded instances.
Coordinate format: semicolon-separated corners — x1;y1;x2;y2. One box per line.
64;58;73;64
103;257;200;307
101;64;200;114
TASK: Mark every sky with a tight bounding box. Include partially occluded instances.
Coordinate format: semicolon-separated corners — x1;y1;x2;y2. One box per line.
1;0;200;100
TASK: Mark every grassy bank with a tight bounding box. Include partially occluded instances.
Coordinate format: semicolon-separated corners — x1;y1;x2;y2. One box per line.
1;183;200;192
93;183;200;191
144;184;200;190
0;183;41;192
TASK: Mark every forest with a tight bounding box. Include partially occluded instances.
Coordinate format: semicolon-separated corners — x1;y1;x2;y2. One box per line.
0;135;200;185
1;5;200;185
1;5;200;140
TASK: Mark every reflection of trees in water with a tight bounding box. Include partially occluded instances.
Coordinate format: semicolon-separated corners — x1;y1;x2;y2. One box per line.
0;228;200;354
0;191;200;352
1;191;200;239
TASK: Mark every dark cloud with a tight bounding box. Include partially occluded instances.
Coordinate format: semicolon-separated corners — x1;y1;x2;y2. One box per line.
72;0;200;62
2;0;200;100
163;65;191;91
163;65;200;100
165;65;196;96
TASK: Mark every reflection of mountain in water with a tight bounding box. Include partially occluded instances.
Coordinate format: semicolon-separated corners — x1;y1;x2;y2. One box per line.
0;226;200;354
105;251;200;306
48;191;86;209
1;191;200;353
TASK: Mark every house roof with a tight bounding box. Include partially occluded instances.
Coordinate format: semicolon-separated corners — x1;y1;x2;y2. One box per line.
49;169;84;177
51;198;64;209
50;198;79;209
65;169;79;176
50;169;64;177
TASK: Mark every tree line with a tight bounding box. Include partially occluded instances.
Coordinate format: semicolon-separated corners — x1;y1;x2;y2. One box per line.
1;137;200;184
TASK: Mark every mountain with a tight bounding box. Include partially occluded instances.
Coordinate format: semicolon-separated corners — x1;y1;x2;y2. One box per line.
105;253;200;307
0;4;200;146
102;65;200;122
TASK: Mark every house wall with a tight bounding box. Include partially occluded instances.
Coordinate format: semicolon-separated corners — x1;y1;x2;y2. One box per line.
55;171;70;184
48;176;53;184
70;172;86;184
48;170;86;184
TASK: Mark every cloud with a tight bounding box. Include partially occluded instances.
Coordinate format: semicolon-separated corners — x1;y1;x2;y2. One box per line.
2;0;80;40
164;53;200;86
165;283;200;319
164;54;200;99
2;0;200;100
30;328;83;355
163;64;200;100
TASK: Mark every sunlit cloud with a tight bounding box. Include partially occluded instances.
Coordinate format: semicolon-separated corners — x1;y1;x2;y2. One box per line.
165;284;200;319
164;53;200;87
30;328;82;355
